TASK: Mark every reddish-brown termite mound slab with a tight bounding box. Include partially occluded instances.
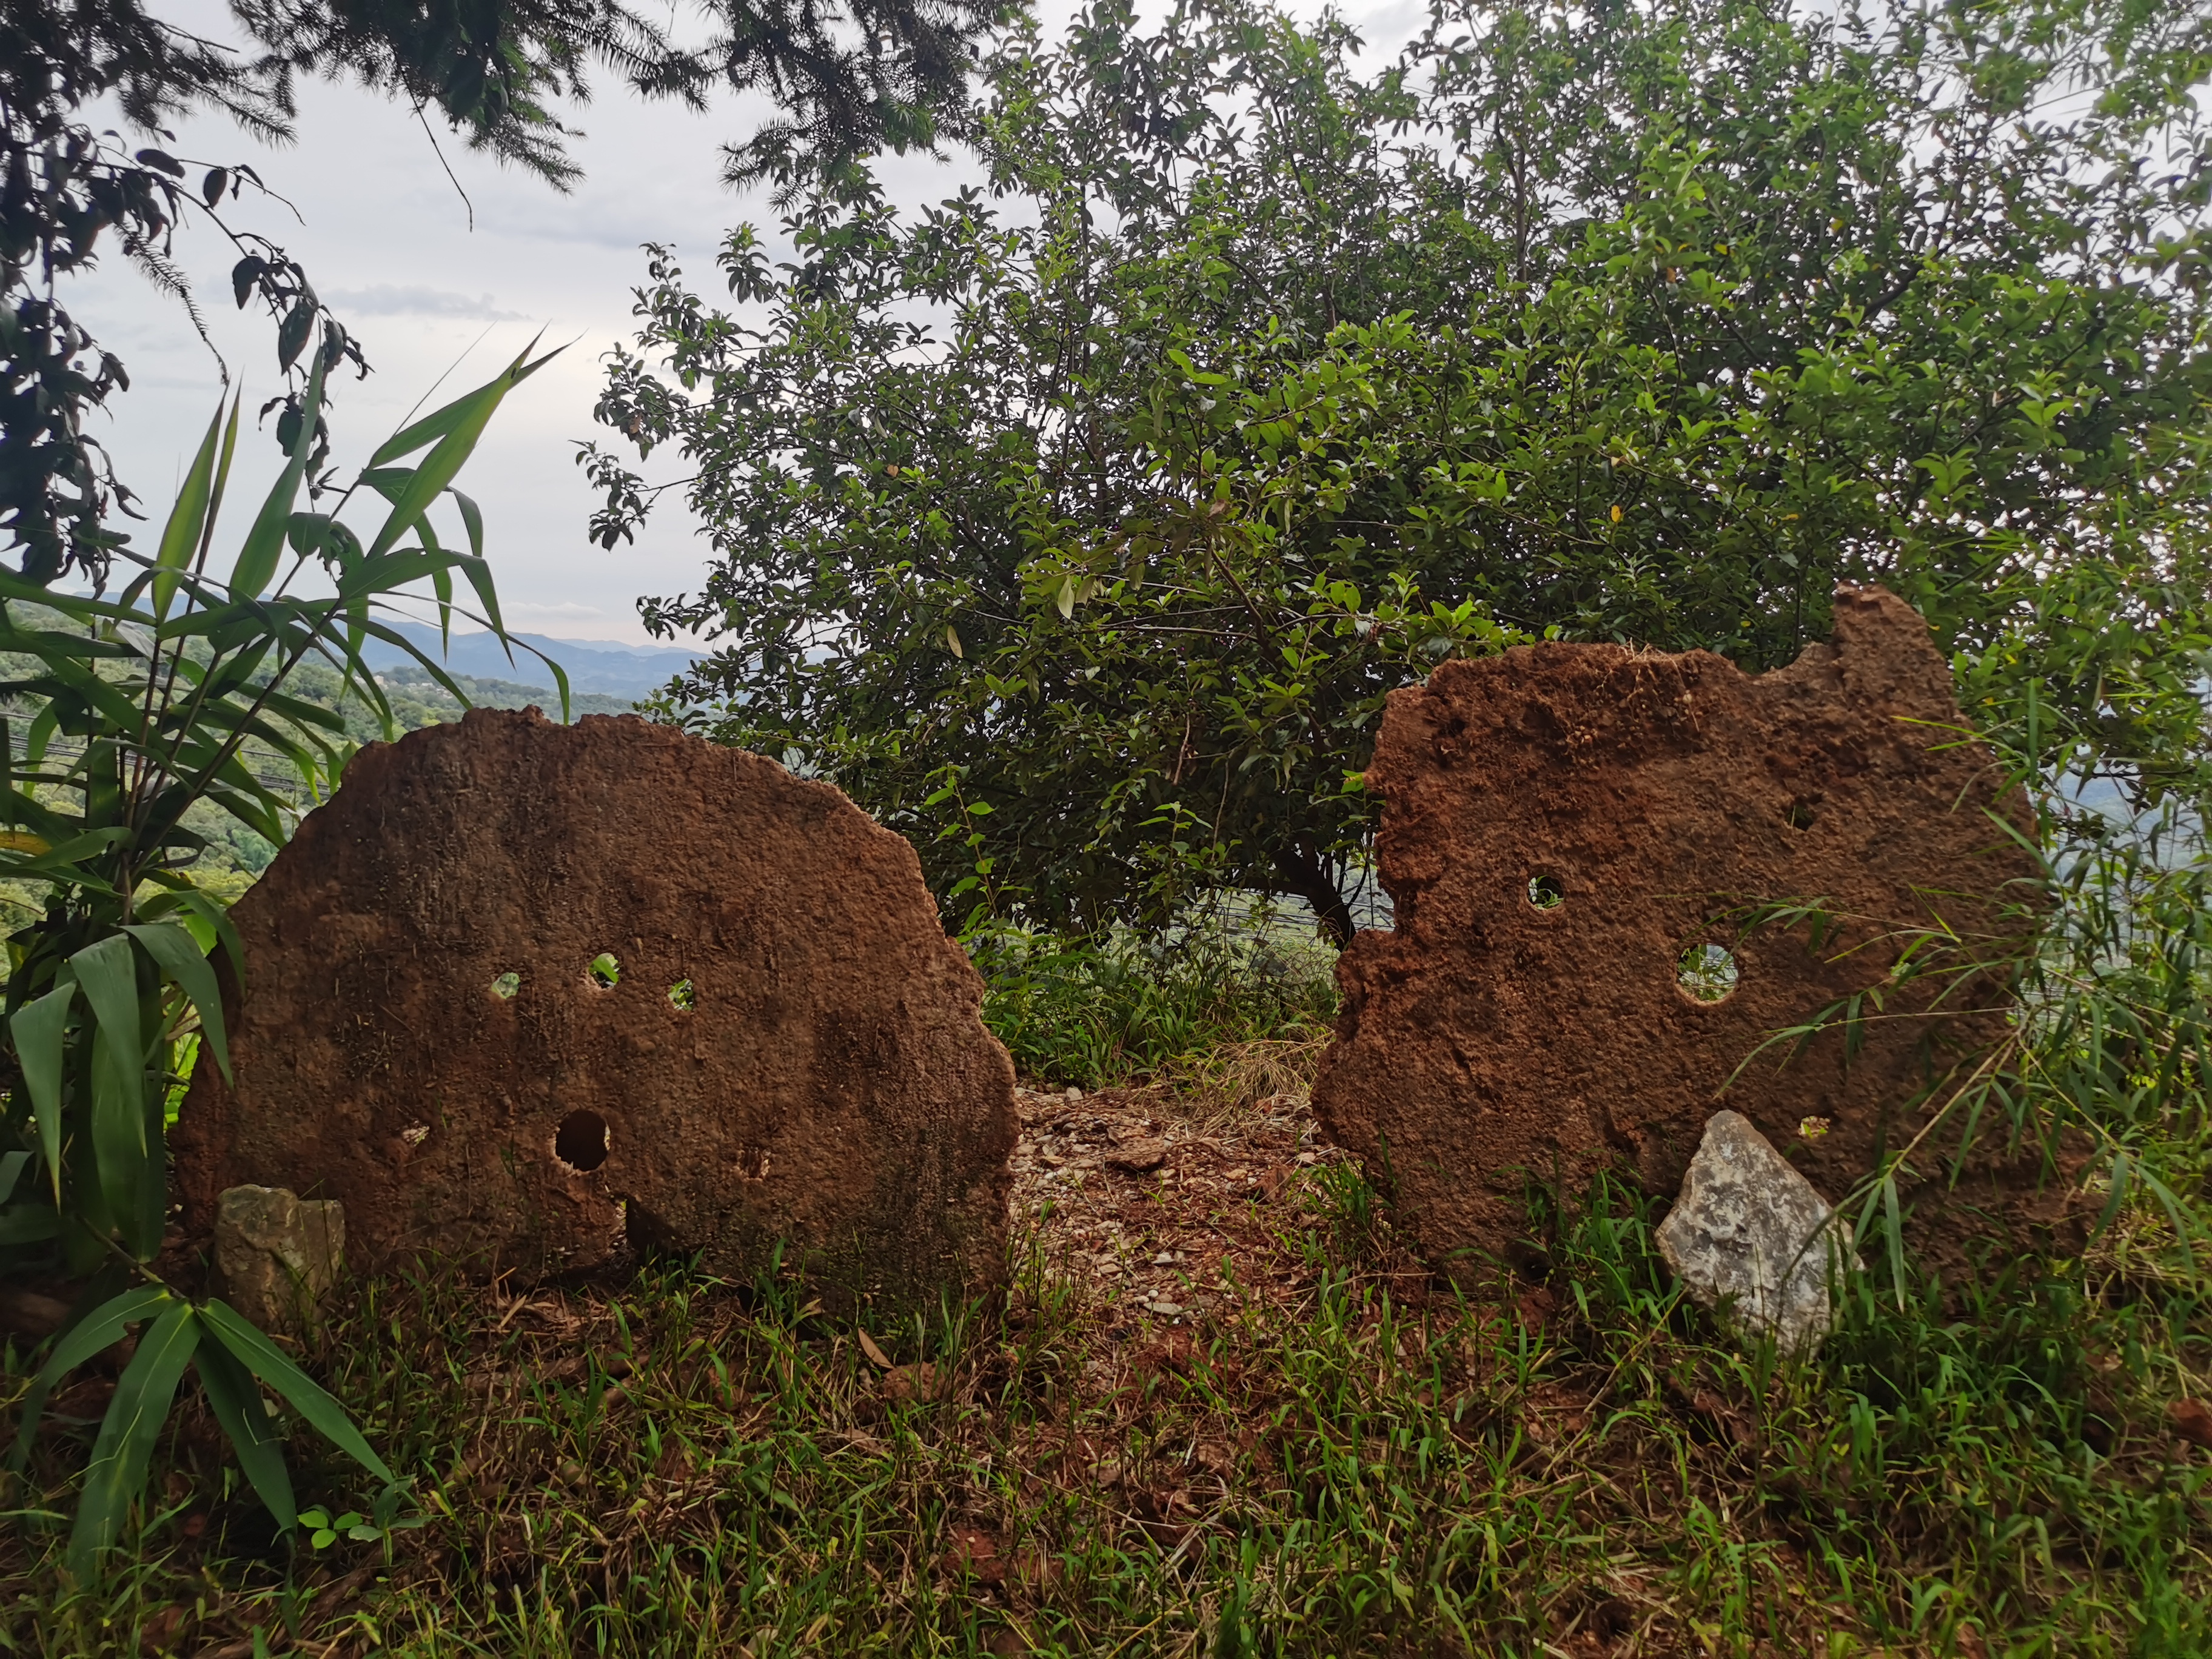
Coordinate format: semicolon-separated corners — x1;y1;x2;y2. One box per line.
1313;586;2080;1284
174;709;1017;1314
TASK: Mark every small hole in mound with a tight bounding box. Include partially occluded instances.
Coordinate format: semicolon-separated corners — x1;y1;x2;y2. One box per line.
588;953;620;990
1786;797;1818;831
1677;943;1740;1004
1526;873;1564;910
491;971;520;999
555;1110;610;1171
736;1146;771;1180
668;979;695;1011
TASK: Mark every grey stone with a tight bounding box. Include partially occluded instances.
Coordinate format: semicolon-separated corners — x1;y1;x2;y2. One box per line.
214;1185;344;1335
1655;1112;1850;1353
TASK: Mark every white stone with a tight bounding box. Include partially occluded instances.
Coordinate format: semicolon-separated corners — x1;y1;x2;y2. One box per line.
1656;1112;1851;1354
215;1185;344;1336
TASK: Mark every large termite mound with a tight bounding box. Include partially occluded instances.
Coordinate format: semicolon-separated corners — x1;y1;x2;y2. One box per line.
1312;586;2079;1283
174;709;1018;1313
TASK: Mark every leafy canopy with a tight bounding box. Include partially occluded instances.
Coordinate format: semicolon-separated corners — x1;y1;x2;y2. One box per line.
2;0;1010;583
587;0;2212;941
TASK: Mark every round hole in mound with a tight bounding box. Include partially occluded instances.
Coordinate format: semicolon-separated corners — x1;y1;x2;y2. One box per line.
555;1110;610;1171
588;953;620;990
1677;943;1740;1004
667;978;695;1011
1786;797;1818;831
1526;873;1564;910
491;971;520;999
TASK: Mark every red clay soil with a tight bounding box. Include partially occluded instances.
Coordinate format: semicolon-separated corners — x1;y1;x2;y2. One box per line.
173;709;1017;1315
1313;586;2079;1283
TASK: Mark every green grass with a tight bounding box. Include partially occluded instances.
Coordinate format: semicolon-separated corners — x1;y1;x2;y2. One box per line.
974;927;1337;1088
4;1145;2207;1657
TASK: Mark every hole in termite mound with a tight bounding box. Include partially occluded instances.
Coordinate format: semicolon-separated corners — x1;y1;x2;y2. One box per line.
588;953;620;989
1526;873;1564;910
555;1110;611;1172
1676;943;1740;1004
491;971;520;999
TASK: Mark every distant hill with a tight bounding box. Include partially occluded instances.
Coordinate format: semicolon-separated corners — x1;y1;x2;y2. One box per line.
360;622;699;699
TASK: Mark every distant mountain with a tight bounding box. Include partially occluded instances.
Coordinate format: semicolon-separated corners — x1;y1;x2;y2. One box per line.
359;623;700;699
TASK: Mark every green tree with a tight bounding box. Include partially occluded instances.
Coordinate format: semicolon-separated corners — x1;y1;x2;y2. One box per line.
586;0;2212;941
2;0;1011;582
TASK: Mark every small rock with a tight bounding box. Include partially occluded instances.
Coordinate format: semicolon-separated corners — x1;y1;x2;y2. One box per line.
1152;1251;1174;1265
1064;1086;1083;1102
1655;1112;1851;1354
882;1362;953;1406
213;1185;344;1336
1150;1301;1183;1318
0;1287;71;1341
1106;1138;1167;1173
2172;1398;2212;1450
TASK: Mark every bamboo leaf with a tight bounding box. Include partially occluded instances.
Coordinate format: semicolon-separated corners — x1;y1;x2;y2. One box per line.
67;1302;201;1578
201;1300;395;1485
154;400;229;622
366;341;561;559
195;1333;296;1528
7;1286;172;1476
232;350;330;600
124;922;232;1084
11;982;76;1202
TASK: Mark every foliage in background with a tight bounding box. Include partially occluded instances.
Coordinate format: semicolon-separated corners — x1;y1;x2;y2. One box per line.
0;337;556;1576
976;920;1335;1087
589;0;2212;938
3;0;1012;583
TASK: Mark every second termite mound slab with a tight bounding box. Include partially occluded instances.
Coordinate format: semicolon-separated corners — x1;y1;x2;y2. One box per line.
1312;586;2080;1285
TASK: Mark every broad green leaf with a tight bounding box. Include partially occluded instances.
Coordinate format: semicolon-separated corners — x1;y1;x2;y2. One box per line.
153;400;229;621
7;1285;173;1475
67;1302;200;1578
196;1334;297;1528
124;922;232;1084
232;350;330;600
89;1024;153;1255
73;934;156;1252
11;982;75;1202
0;1149;28;1205
201;1299;396;1485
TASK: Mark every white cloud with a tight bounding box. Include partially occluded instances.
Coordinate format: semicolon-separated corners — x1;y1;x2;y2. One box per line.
323;284;531;321
505;601;609;621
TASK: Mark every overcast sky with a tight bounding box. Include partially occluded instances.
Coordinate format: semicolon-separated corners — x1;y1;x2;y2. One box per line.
72;0;1424;645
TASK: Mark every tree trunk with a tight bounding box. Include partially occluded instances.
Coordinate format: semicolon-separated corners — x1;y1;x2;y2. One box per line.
1272;842;1356;948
